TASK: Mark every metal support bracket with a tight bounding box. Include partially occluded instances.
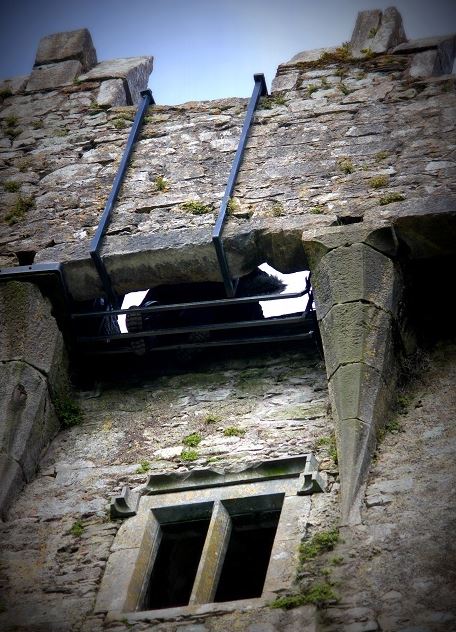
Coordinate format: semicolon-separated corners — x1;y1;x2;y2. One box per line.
212;74;268;297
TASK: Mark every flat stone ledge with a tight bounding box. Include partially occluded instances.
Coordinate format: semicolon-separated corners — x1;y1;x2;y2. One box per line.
393;34;456;54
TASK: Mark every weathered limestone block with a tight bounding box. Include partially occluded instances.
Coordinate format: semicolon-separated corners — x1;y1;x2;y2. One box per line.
393;34;456;75
0;282;66;389
288;47;338;65
25;60;82;92
79;56;153;105
350;7;406;58
0;361;58;482
0;76;28;95
271;71;299;92
408;50;439;77
308;242;400;320
35;28;97;71
329;362;392;428
304;227;402;522
0;361;59;519
0;453;23;521
38;221;311;301
97;79;127;107
329;362;395;521
319;302;394;379
302;224;399;266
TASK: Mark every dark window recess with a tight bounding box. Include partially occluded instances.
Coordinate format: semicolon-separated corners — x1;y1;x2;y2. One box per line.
145;518;210;609
142;494;283;610
214;508;281;602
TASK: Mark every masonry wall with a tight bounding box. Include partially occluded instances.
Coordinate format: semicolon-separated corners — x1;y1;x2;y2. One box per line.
1;9;456;632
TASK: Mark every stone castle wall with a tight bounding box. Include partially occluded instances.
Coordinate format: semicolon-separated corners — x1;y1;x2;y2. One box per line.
0;8;455;632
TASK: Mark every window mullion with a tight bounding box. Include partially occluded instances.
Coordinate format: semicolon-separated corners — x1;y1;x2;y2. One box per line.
189;500;232;605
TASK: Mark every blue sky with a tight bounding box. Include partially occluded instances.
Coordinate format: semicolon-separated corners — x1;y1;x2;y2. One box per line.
1;0;455;104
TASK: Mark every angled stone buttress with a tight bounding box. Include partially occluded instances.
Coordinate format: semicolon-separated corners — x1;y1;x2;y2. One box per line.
303;225;403;523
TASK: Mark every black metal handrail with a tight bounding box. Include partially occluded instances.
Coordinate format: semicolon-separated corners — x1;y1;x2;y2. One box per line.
89;89;155;307
81;332;315;356
212;74;268;297
77;310;315;343
71;282;312;320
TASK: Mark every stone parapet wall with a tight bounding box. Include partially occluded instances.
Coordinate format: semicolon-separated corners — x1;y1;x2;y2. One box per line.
1;21;455;300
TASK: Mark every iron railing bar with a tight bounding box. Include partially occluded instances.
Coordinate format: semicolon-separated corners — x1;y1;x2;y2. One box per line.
212;74;268;297
89;89;155;307
80;332;315;355
71;286;311;319
77;312;315;343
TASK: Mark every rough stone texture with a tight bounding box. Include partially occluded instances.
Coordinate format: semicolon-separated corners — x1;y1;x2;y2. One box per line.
305;234;401;521
350;8;406;57
0;282;66;518
409;50;441;78
0;281;66;385
394;34;456;76
320;343;456;631
318;302;394;379
0;75;28;95
1;28;455;299
0;361;58;481
0;12;455;631
307;242;400;320
25;60;83;92
97;79;128;107
79;56;153;104
0;348;337;631
35;28;97;72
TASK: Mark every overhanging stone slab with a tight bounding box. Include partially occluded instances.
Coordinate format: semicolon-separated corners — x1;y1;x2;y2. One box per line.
393;34;456;54
79;56;153;105
35;220;317;301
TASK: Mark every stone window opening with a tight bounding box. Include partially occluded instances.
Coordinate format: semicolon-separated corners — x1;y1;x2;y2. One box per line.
144;494;284;610
95;455;325;620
